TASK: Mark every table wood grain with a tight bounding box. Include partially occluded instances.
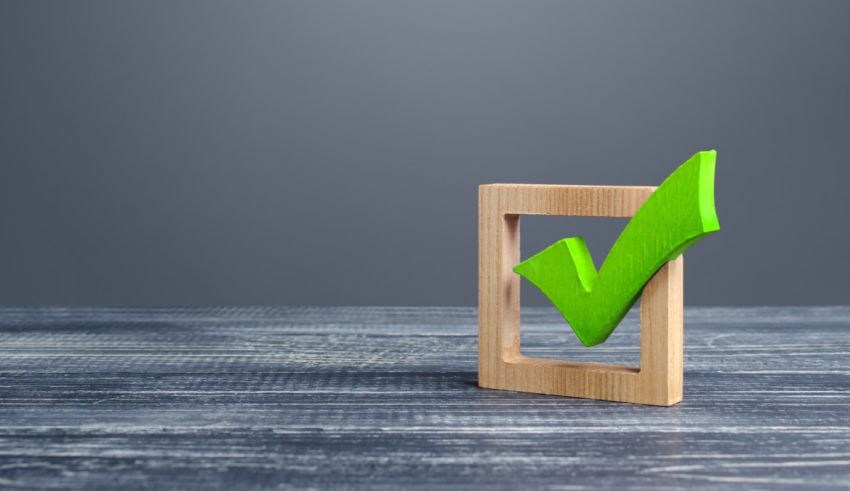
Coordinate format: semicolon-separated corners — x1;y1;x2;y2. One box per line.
1;306;849;489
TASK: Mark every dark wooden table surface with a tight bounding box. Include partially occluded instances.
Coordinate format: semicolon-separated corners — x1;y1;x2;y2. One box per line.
1;306;849;490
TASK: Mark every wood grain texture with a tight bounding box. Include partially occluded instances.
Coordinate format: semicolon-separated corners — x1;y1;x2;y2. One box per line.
479;183;683;405
1;306;849;489
480;183;656;217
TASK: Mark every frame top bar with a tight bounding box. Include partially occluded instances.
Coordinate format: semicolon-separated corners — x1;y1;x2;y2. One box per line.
479;183;656;218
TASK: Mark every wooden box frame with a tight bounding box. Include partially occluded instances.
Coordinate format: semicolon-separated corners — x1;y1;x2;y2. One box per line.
478;184;684;406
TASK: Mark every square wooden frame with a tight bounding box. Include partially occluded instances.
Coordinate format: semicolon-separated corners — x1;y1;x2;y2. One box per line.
478;184;684;406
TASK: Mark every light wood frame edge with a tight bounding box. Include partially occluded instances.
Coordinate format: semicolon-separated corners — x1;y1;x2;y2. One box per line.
478;183;684;406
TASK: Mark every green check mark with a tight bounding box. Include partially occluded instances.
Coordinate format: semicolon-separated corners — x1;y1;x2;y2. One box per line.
513;150;720;347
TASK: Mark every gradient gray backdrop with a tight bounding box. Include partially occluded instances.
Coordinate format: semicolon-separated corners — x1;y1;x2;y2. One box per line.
1;1;848;306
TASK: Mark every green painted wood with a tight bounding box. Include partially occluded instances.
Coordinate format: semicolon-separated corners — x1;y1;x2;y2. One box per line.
514;150;720;346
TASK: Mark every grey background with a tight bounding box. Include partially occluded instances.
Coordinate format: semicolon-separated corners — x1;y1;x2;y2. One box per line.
1;1;848;307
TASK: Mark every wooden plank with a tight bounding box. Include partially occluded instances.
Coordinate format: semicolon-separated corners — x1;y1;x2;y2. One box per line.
0;306;849;489
481;183;656;217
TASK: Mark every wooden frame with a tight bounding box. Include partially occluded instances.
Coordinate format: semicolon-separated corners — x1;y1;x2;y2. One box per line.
478;184;684;406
